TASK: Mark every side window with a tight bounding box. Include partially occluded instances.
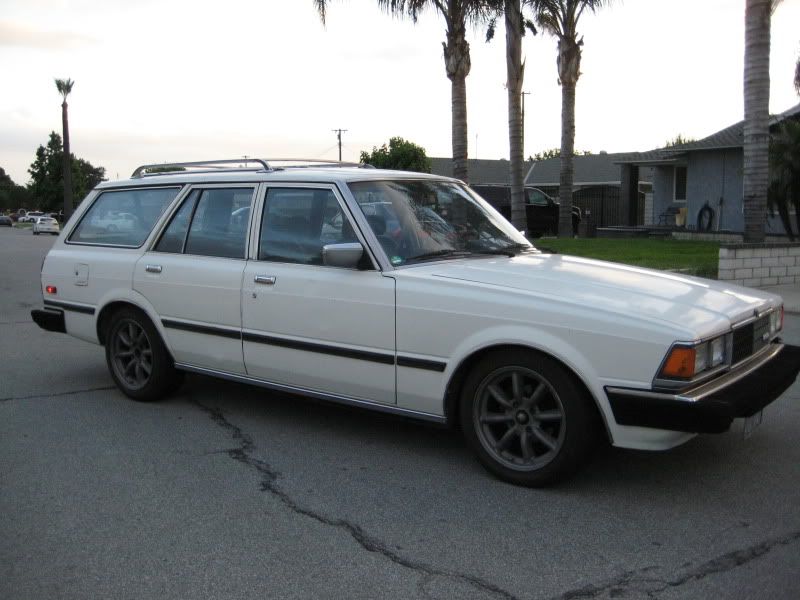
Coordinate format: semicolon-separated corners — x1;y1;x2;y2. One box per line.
154;190;200;253
526;189;549;206
153;187;253;259
259;188;356;265
69;187;180;247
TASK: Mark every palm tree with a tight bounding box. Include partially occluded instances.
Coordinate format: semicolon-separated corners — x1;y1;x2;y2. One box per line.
742;1;776;242
55;78;74;219
315;1;493;183
503;1;526;230
533;0;608;237
768;120;800;240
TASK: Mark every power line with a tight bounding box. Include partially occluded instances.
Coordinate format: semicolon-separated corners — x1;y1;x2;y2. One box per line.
332;128;348;162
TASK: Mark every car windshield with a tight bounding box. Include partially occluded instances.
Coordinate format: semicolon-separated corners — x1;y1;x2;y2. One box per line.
347;180;532;266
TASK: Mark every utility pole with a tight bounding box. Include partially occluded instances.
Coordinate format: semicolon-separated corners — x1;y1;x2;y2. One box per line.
332;128;347;162
521;91;531;158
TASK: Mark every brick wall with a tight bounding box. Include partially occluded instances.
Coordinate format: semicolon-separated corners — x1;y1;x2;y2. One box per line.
718;243;800;287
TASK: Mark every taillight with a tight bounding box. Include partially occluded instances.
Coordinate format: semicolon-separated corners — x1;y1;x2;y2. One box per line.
45;285;57;295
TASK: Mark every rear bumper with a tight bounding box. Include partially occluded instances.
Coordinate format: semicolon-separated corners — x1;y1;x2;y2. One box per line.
606;343;800;434
31;308;66;333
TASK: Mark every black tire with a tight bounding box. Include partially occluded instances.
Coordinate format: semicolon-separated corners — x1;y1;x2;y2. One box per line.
459;349;597;487
104;307;181;401
32;230;39;235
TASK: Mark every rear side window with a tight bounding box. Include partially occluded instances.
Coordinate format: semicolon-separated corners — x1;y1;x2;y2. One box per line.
155;187;254;259
69;187;180;247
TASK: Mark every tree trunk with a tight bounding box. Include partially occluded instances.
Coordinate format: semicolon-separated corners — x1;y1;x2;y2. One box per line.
505;0;526;232
558;82;576;237
451;77;469;183
743;0;771;243
61;101;73;219
443;7;471;184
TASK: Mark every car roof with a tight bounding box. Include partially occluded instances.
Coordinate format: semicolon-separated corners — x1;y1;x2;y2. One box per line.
96;165;459;190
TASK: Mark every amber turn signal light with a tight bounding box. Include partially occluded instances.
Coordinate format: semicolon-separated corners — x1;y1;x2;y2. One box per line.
660;347;695;379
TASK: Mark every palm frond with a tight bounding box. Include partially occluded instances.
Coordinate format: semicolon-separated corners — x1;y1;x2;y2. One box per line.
55;78;74;101
313;0;328;24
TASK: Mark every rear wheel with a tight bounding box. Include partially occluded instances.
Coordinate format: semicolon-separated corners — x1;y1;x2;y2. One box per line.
105;308;181;401
459;350;597;486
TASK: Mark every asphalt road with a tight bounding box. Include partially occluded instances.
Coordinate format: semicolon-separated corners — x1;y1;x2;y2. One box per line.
1;225;799;600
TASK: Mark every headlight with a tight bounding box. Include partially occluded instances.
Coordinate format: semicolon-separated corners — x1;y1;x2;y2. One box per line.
660;334;727;381
770;307;783;335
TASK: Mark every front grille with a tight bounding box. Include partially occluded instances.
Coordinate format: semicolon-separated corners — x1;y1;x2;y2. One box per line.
732;316;770;364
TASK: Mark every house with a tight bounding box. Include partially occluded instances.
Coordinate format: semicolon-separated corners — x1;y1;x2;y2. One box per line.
617;103;800;233
525;152;654;227
429;157;524;185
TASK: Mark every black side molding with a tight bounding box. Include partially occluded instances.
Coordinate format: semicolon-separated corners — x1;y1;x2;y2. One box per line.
31;309;66;333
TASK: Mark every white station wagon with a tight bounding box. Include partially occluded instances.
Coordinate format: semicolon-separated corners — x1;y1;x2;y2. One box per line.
32;159;800;486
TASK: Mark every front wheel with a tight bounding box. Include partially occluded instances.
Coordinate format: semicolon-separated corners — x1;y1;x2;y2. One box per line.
459;350;597;487
105;308;182;401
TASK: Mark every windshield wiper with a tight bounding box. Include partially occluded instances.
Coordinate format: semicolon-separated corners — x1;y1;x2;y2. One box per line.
404;249;472;264
469;243;533;258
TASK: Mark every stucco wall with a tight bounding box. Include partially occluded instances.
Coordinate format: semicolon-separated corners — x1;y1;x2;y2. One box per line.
652;167;675;223
686;149;743;231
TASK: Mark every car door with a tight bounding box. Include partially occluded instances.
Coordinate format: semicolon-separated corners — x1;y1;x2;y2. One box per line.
241;185;396;404
133;185;255;375
525;188;557;236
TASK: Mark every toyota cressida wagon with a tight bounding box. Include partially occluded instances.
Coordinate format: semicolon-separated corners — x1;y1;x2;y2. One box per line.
32;159;800;486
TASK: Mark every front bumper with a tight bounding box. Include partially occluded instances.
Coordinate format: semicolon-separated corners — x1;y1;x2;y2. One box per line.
606;343;800;434
31;308;66;333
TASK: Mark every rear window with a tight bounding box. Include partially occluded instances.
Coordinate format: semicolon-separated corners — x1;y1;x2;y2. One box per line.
69;187;181;247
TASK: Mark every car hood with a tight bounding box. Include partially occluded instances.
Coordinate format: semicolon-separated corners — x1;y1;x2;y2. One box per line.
401;252;781;338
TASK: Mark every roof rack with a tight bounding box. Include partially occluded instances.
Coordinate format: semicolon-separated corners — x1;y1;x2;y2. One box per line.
130;158;373;178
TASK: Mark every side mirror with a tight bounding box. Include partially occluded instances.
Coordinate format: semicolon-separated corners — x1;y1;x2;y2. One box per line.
322;243;364;268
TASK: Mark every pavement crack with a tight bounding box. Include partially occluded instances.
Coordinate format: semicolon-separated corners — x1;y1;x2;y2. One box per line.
0;385;116;403
192;398;521;600
551;530;800;599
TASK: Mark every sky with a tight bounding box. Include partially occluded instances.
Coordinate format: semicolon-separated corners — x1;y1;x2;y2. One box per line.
1;0;799;185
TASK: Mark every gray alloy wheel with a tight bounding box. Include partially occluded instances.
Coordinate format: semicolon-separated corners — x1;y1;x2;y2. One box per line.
105;308;182;401
110;318;153;391
472;366;566;472
460;350;597;486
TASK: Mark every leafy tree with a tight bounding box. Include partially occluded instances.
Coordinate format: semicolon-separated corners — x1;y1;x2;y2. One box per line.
316;1;495;183
768;120;800;240
532;0;610;237
27;132;106;212
0;168;32;212
530;147;591;161
360;137;432;172
55;78;75;218
665;134;696;148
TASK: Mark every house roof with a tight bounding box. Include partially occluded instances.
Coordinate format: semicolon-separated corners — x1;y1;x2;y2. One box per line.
525;152;654;186
618;102;800;163
429;157;526;184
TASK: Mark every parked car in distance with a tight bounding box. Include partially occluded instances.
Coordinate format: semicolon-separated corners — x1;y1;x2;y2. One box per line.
31;158;800;487
19;211;44;223
0;215;12;227
32;217;60;235
471;184;581;237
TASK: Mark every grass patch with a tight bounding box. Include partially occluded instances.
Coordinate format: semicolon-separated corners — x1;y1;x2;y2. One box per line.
532;237;720;279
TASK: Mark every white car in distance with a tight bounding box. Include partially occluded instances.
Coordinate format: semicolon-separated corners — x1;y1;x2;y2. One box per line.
32;216;60;235
30;158;800;486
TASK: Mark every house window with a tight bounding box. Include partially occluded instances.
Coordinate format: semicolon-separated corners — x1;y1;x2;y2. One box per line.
674;167;687;203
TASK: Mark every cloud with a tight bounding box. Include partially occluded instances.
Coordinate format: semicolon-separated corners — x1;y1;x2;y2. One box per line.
0;21;97;50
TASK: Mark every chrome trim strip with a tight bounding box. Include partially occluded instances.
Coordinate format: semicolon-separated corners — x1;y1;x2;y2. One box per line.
43;298;96;315
608;343;784;404
174;363;447;424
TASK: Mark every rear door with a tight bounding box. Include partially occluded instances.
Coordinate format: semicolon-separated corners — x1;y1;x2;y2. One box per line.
241;185;396;404
133;185;255;374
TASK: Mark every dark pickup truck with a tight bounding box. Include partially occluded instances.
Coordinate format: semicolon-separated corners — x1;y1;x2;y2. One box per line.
471;184;581;237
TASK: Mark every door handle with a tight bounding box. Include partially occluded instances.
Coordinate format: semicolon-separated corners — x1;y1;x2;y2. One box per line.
254;275;276;285
145;264;163;274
